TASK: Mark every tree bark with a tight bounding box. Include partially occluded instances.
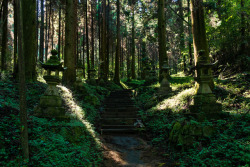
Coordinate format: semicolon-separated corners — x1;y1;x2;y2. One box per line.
131;2;136;79
240;0;246;70
191;0;209;65
101;0;107;80
114;0;120;84
178;0;186;73
1;0;8;71
64;0;77;84
158;0;167;80
58;2;61;59
187;0;193;67
40;0;44;62
23;0;37;82
85;0;90;78
106;0;110;79
82;28;85;78
17;0;29;160
13;0;18;77
45;0;49;61
91;1;95;68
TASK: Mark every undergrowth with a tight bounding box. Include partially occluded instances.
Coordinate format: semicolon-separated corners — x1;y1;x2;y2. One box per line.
135;73;249;166
0;75;120;166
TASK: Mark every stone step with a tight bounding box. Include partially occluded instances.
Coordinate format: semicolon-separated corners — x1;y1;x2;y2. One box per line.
104;104;136;108
102;125;135;129
104;99;134;103
101;118;137;125
105;97;133;101
110;90;132;94
105;107;138;112
101;128;137;134
109;95;132;98
102;112;137;118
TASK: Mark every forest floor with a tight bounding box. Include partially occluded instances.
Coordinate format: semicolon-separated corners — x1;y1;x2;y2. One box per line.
101;135;167;167
0;72;249;166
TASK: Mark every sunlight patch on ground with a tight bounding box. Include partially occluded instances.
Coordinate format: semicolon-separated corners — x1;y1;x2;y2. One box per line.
102;144;128;166
171;72;186;77
157;88;195;112
58;85;101;145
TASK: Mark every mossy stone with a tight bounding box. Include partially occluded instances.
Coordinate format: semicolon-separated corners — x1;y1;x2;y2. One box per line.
40;96;62;107
203;126;215;137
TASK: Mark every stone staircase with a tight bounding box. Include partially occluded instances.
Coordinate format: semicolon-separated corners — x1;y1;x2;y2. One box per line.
100;89;139;134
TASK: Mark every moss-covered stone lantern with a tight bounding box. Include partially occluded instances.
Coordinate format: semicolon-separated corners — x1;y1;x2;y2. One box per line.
189;51;223;120
158;60;172;96
74;61;85;89
34;50;67;119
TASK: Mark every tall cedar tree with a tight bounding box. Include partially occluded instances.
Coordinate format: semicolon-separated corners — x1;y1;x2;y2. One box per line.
187;0;193;66
1;0;8;71
158;0;167;80
114;0;120;84
91;1;95;68
191;0;215;89
101;0;107;80
14;0;18;77
58;2;61;59
85;0;90;78
64;0;77;84
191;0;209;65
23;0;37;82
106;0;110;79
17;0;29;160
131;0;136;79
178;0;186;73
40;0;44;62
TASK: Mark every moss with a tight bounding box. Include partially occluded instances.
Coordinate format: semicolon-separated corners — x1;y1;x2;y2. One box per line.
203;126;215;137
45;55;60;65
51;49;58;56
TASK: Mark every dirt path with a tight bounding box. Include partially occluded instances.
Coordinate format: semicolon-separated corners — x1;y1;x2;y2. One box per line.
101;135;166;167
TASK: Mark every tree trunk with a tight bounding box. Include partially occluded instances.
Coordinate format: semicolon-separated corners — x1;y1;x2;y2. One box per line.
17;0;29;160
188;0;193;67
13;0;18;77
97;0;101;76
1;0;8;71
191;0;209;66
127;37;131;81
114;0;120;84
39;0;44;62
50;0;53;49
64;0;77;84
58;2;61;59
85;0;90;78
82;28;85;78
178;0;186;73
240;0;246;71
62;17;64;59
158;0;167;81
141;37;146;79
131;1;136;79
91;1;95;68
23;0;37;82
45;0;49;61
101;0;107;80
106;0;110;79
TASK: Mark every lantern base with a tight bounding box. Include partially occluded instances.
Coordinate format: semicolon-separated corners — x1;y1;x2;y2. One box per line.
34;106;69;121
189;93;224;121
